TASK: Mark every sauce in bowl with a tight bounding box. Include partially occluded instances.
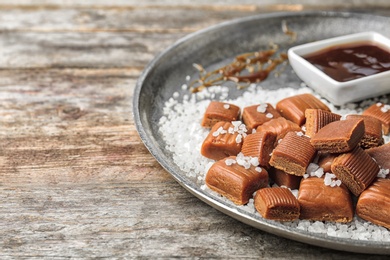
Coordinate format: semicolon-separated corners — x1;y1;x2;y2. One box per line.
304;42;390;82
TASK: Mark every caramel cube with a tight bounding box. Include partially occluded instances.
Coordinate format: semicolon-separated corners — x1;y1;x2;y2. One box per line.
241;131;276;167
331;146;379;196
269;131;317;176
201;101;240;128
201;121;245;161
254;187;300;221
367;142;390;170
242;103;281;131
256;117;301;145
305;109;341;138
268;168;302;190
310;118;365;153
363;102;390;135
317;153;336;173
347;114;383;149
205;156;269;205
356;178;390;229
276;93;330;126
298;177;354;223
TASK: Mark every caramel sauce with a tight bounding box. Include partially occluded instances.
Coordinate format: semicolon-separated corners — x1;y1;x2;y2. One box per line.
304;42;390;82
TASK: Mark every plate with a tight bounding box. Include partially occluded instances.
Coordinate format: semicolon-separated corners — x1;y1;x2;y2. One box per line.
133;11;390;254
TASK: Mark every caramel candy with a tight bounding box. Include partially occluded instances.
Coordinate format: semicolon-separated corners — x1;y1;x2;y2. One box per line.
241;131;276;167
304;109;341;138
242;103;281;131
201;101;240;128
367;142;390;170
317;153;336;173
356;178;390;229
269;131;317;176
201;121;245;161
363;102;390;135
276;93;330;126
298;177;354;223
256;117;301;145
205;156;269;205
268;168;302;190
310;118;365;153
254;187;300;221
331;146;379;196
347;114;383;149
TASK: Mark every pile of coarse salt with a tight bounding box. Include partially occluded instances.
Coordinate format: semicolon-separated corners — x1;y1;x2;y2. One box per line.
158;82;390;242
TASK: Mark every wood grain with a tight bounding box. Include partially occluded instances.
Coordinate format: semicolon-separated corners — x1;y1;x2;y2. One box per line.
0;2;389;259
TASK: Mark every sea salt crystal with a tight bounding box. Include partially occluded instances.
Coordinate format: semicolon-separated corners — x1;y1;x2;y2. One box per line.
296;131;304;137
308;221;326;233
266;113;273;118
323;172;341;187
235;134;242;143
290;189;299;198
225;158;236;166
257;104;268;113
250;157;259;166
232;121;241;128
380;104;390;113
255;167;262;173
181;84;188;90
313;167;324;178
324;173;334;186
223;104;230;109
378;168;390;178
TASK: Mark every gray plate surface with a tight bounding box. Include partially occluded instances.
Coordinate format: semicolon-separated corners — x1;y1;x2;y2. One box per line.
133;11;390;254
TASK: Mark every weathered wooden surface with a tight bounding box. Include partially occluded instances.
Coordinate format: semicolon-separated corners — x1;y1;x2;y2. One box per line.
0;1;389;259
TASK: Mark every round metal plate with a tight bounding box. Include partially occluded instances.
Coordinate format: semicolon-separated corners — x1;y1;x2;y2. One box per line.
133;11;390;254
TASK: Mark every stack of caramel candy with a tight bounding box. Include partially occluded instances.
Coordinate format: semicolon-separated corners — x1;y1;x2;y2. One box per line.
201;94;390;228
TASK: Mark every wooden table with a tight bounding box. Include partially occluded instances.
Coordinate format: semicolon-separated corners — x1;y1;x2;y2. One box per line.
1;1;389;258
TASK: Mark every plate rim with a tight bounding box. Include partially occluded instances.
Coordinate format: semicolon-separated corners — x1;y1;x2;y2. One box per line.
133;10;390;255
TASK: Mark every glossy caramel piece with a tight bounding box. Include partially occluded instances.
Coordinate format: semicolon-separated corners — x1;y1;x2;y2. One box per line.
268;168;302;190
269;131;317;176
347;114;383;149
241;131;276;167
317;153;336;173
256;117;301;145
305;109;341;138
363;103;390;134
242;103;281;131
356;178;390;229
298;177;354;223
201;101;240;128
201;121;243;161
310;118;365;153
331;146;379;196
276;93;330;126
367;142;390;170
254;187;300;221
205;156;269;205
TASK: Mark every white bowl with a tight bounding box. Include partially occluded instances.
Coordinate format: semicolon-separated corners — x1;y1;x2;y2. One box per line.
288;31;390;106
